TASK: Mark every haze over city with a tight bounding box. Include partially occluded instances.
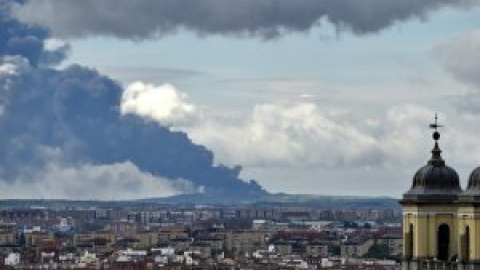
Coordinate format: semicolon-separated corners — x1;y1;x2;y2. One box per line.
1;0;480;200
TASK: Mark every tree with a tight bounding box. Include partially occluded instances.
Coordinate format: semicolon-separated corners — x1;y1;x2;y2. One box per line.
364;243;390;259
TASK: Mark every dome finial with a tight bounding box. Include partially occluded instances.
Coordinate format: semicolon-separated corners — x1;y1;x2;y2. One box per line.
429;113;442;140
428;113;444;166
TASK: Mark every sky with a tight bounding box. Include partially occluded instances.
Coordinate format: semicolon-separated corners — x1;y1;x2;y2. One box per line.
1;0;480;199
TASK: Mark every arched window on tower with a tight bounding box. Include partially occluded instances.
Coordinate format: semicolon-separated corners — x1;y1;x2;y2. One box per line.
437;224;450;261
404;223;414;259
465;226;470;261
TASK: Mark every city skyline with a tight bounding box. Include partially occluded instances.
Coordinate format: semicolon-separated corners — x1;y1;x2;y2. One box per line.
1;0;480;199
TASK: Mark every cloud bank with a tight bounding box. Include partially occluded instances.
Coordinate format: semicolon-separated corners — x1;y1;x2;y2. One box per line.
11;0;476;40
122;80;480;196
121;82;450;170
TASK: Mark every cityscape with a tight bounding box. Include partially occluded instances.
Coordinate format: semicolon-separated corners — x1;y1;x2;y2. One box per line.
1;0;480;269
0;199;401;269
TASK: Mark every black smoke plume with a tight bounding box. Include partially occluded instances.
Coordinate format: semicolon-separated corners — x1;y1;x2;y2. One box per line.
0;1;265;200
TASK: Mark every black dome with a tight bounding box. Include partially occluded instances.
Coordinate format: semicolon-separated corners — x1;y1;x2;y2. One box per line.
402;127;462;203
461;167;480;200
466;167;480;191
406;164;461;195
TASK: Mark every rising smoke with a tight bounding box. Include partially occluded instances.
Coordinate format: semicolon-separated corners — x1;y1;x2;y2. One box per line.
0;1;265;200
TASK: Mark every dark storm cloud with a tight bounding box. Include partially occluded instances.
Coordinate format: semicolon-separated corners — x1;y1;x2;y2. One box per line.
0;1;265;199
12;0;475;40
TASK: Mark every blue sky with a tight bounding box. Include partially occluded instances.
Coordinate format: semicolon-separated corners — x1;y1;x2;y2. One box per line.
2;0;480;199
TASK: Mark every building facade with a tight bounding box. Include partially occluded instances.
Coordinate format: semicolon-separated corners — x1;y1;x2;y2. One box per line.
401;116;480;270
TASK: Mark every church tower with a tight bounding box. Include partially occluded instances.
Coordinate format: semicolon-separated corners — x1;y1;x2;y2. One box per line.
400;115;462;270
457;165;480;268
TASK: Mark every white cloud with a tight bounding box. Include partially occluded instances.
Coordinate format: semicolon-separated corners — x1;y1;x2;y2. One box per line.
189;102;480;196
121;82;198;127
188;102;381;168
188;102;450;170
122;82;453;170
379;105;435;166
0;161;197;200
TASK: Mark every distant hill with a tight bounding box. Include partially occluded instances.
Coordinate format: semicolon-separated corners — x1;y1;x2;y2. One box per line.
253;193;400;209
143;193;400;209
0;193;400;209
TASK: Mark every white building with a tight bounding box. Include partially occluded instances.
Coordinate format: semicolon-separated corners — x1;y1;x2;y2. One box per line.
4;253;20;266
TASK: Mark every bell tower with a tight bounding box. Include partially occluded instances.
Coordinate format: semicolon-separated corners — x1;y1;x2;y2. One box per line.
400;115;462;270
458;163;480;269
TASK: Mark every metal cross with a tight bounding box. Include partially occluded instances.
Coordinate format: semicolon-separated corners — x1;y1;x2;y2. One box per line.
429;113;443;131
